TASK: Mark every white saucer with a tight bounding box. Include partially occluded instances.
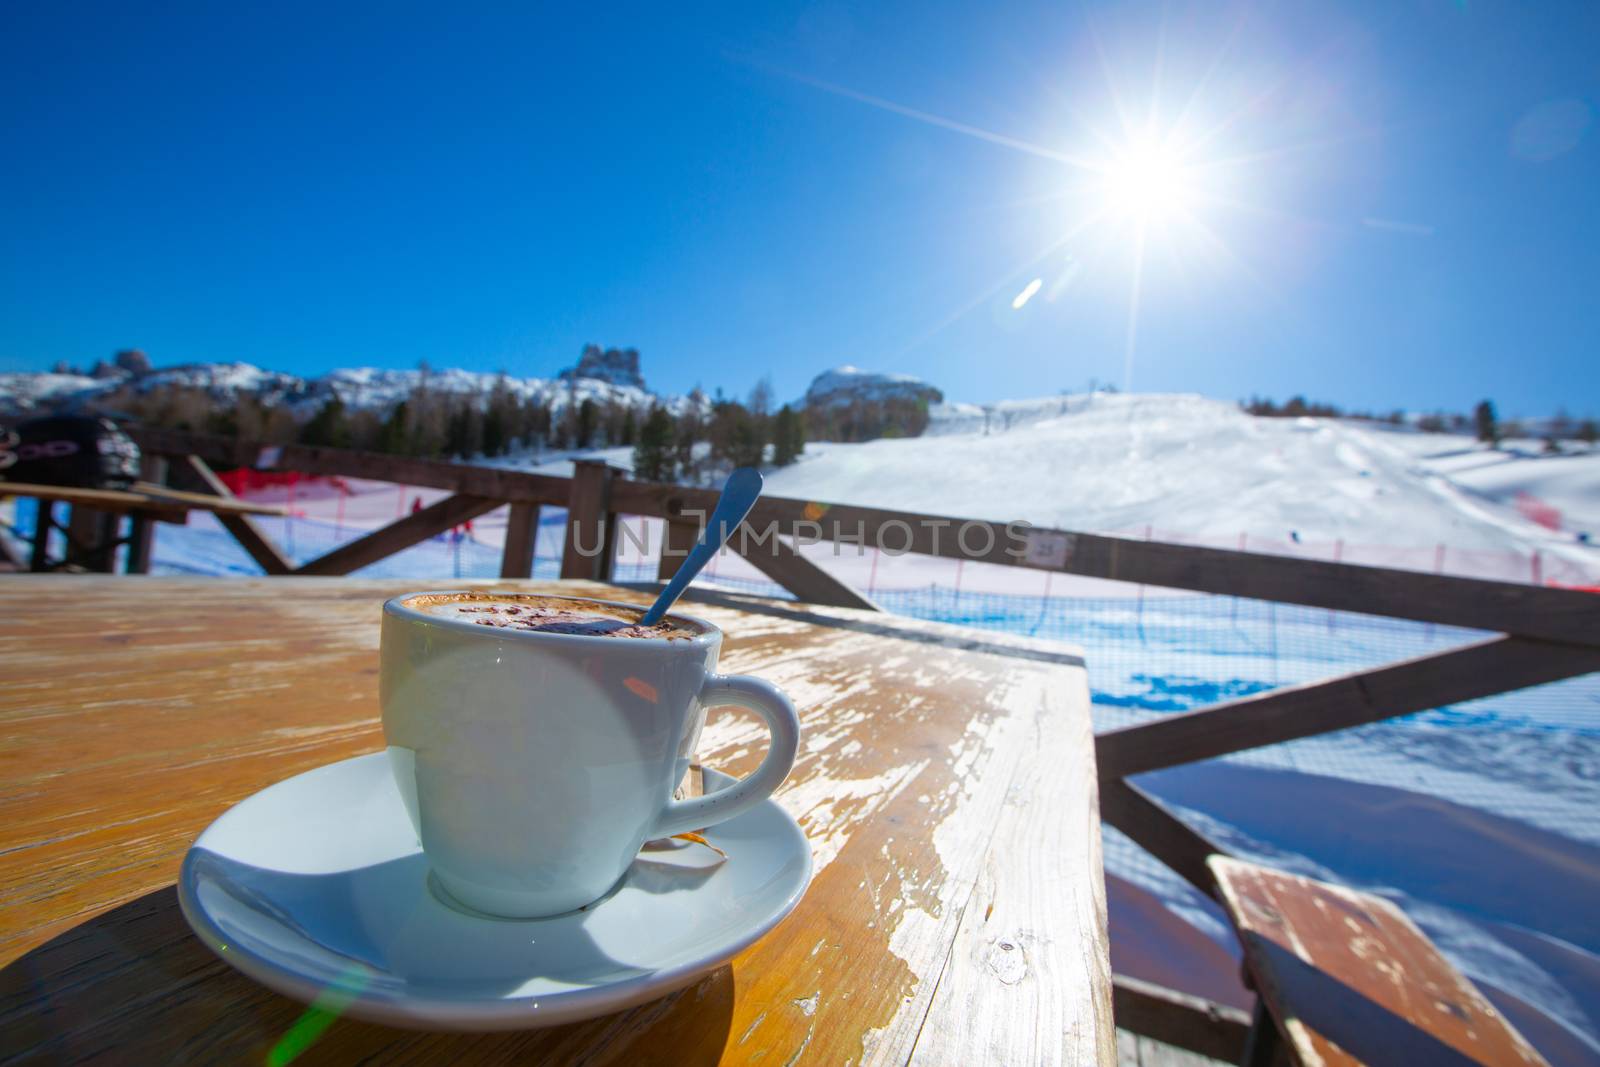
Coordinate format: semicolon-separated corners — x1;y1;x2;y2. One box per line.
178;753;812;1031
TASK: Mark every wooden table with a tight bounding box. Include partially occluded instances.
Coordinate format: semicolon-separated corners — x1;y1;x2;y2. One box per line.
0;577;1111;1064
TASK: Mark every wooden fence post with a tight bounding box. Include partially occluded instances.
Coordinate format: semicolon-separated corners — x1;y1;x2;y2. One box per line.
29;501;54;572
560;461;616;581
124;455;169;574
501;502;541;579
657;518;699;581
67;505;120;573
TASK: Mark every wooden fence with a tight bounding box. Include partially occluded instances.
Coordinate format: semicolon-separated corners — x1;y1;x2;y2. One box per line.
101;428;1600;1057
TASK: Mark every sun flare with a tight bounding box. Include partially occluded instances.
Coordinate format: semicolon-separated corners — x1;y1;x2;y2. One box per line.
1099;134;1196;225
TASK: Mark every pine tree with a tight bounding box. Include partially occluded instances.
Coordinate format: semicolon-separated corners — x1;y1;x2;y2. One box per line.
1474;400;1499;446
709;399;764;468
730;412;764;468
773;404;802;466
1578;418;1599;446
379;401;410;454
521;397;552;446
575;399;598;449
634;406;676;482
482;405;506;457
300;397;350;448
790;406;806;459
674;410;700;481
444;405;469;457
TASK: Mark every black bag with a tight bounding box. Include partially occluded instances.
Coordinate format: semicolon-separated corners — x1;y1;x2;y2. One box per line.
0;416;142;489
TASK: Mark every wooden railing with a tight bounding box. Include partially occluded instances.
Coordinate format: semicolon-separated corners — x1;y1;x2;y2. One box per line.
121;427;1599;1059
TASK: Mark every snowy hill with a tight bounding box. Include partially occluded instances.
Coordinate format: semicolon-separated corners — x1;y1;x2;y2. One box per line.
766;392;1596;562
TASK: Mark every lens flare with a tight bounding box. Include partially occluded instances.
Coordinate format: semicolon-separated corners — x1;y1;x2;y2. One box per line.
1011;278;1043;309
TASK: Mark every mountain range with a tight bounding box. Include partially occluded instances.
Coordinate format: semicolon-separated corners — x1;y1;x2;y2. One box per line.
0;357;949;423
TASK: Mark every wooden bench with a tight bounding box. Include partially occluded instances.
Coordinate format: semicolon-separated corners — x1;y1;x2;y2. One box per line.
1208;856;1546;1066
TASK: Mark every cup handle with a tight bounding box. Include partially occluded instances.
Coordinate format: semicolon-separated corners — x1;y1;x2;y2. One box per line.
652;674;800;840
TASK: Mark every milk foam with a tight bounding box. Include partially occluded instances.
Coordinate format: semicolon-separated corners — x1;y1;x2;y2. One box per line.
404;593;698;640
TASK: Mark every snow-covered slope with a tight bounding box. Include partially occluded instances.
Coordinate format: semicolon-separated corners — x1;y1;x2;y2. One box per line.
766;392;1596;569
1363;428;1600;539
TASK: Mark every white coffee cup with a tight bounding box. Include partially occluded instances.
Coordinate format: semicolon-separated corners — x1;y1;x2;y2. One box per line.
380;592;801;919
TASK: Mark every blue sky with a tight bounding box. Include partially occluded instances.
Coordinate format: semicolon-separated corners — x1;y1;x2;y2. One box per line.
2;1;1595;417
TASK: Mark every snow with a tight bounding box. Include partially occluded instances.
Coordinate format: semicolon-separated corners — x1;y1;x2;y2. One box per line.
0;371;104;411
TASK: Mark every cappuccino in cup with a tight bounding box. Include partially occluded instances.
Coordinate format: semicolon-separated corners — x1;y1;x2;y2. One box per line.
380;591;801;919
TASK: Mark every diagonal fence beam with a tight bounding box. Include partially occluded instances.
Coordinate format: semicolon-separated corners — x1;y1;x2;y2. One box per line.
175;455;294;576
728;533;880;611
1097;635;1600;782
1099;778;1226;900
295;494;501;577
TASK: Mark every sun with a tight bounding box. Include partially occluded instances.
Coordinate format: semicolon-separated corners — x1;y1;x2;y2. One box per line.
1099;133;1196;225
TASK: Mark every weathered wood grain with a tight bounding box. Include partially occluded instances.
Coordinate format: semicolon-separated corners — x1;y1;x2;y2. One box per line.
909;669;1111;1065
1209;857;1547;1067
0;577;1108;1064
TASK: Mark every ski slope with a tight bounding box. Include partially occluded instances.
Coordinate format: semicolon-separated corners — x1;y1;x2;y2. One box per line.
766;392;1593;562
1368;428;1600;541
